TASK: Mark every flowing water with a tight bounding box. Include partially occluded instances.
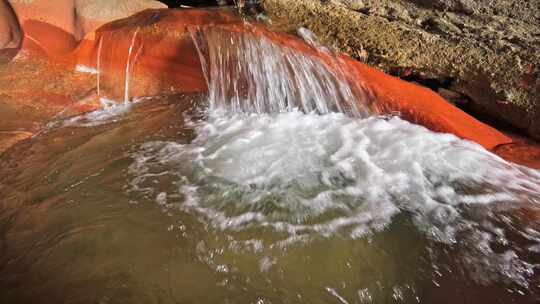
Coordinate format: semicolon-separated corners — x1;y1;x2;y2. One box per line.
1;20;540;304
189;26;371;116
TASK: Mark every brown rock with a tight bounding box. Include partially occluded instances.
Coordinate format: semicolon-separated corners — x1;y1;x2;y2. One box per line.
0;0;21;51
71;8;512;150
437;88;468;105
260;0;540;140
9;0;82;39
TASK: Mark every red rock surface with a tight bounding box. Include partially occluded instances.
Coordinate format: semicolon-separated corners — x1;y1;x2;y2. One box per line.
2;7;539;168
70;9;513;151
22;20;78;56
0;0;21;59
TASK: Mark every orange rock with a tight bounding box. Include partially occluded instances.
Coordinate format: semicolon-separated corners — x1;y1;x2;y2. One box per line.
9;0;82;39
0;131;33;154
22;20;78;56
72;9;239;99
0;0;20;48
75;0;167;36
340;56;512;150
0;0;21;56
70;9;512;151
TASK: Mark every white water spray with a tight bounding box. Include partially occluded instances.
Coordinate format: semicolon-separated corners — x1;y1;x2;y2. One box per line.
130;111;540;238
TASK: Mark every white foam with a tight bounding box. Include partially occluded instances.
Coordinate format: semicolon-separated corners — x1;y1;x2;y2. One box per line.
129;110;540;239
63;97;133;127
128;110;540;287
190;27;370;116
75;64;99;74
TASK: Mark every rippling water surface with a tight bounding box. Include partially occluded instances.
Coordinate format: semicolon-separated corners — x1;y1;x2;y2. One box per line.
1;94;540;304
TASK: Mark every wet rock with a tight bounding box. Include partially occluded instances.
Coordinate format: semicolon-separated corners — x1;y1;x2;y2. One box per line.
9;0;83;40
0;56;98;151
0;0;21;55
8;0;166;53
494;137;540;170
0;7;537;166
260;0;540;140
75;0;167;37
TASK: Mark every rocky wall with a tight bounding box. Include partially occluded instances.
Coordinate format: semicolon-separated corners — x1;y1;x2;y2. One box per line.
260;0;540;140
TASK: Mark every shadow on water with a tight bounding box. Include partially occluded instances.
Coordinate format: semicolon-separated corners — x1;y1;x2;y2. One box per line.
0;92;539;303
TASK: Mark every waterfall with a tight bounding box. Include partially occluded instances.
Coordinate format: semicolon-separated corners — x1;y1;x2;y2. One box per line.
189;27;372;117
96;35;104;97
124;27;142;104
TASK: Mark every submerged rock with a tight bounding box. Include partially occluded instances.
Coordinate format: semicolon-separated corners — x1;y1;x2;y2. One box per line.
75;0;168;37
0;6;538;166
68;8;513;150
260;0;540;140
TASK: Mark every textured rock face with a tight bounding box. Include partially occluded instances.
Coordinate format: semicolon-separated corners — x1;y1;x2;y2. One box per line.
0;0;21;51
0;7;537;166
8;0;167;43
260;0;540;140
74;0;167;37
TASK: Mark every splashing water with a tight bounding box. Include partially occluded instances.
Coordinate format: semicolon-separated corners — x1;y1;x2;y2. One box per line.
75;64;99;74
128;109;540;294
129;111;540;239
178;25;539;242
189;27;371;116
69;27;143;127
97;34;104;97
79;27;142;104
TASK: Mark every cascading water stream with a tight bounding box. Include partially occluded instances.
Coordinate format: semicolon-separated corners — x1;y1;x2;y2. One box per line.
189;27;372;116
96;35;104;98
164;23;540;244
4;10;540;303
124;27;142;104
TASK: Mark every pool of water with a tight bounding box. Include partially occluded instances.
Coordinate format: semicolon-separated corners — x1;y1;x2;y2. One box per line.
1;94;540;304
